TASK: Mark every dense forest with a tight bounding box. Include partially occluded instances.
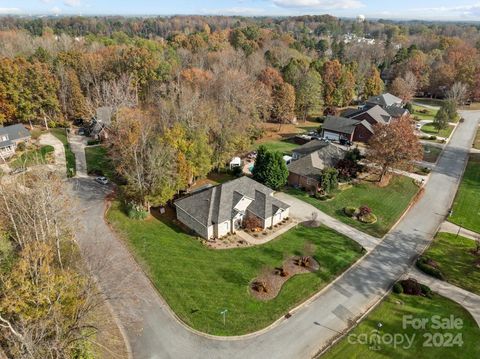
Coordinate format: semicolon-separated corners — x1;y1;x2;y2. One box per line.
0;15;479;207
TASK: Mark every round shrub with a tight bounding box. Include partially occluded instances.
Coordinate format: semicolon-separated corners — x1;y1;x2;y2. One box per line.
17;142;26;151
429;135;437;140
344;206;358;217
359;213;377;224
400;278;422;296
393;282;404;294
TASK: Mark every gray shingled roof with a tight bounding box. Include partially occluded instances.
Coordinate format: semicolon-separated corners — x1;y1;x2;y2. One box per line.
322;116;360;135
366;93;403;108
175;176;290;226
292;139;330;156
343;105;392;124
0;124;30;148
384;105;409;118
288;144;346;178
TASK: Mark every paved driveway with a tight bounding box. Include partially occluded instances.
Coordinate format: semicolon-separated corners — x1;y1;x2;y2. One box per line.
68;132;89;177
275;192;378;251
72;111;480;359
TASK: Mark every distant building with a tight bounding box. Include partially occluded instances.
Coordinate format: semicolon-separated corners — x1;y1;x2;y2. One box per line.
0;124;31;160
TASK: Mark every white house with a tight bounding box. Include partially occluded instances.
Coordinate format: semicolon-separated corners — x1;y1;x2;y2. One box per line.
175;176;290;240
0;124;31;161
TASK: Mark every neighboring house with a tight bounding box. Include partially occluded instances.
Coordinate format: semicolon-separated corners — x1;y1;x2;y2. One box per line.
342;105;392;125
89;106;113;140
365;93;410;119
175;176;290;240
0;124;31;160
291;139;333;160
288;142;346;191
366;93;404;108
322;116;374;143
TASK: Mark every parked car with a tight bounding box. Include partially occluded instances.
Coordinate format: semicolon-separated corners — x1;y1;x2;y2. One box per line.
415;123;422;130
339;139;352;146
95;176;109;185
78;128;86;136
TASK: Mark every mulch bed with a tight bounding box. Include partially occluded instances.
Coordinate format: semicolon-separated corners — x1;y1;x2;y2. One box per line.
250;256;320;301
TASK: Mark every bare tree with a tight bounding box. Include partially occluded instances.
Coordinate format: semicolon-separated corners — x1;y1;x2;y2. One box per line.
447;82;468;105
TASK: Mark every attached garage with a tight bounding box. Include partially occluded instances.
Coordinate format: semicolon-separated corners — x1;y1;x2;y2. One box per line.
322;131;340;141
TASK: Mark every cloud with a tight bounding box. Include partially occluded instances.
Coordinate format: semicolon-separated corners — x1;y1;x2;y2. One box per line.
51;6;62;15
0;7;22;14
203;7;267;16
63;0;82;7
41;0;54;3
409;3;480;18
272;0;364;10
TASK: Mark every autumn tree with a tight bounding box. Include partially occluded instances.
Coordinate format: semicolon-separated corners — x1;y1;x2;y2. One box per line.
107;107;178;208
272;82;296;126
363;65;384;99
295;69;323;122
447;82;468;105
367;117;423;182
390;71;417;103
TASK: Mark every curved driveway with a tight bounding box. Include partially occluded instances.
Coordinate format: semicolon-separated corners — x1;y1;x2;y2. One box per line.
71;111;480;359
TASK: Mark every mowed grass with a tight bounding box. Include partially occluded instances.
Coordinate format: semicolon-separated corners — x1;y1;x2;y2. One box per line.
412;104;437;121
10;145;54;168
254;139;299;155
107;203;363;335
423;233;480;296
287;176;420;238
450;154;480;233
50;128;76;177
421;123;455;138
423;144;442;163
474;127;480;150
322;292;480;359
85;146;115;179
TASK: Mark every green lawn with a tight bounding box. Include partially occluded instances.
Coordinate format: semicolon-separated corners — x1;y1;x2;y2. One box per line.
412;104;437;121
50;128;76;177
413;97;445;107
474;127;480;150
254;139;299;155
287;176;420;237
107;203;363;335
85;146;115;179
421;123;454;139
450;154;480;233
423;232;480;296
322;292;480;359
423;144;442;163
10;145;54;169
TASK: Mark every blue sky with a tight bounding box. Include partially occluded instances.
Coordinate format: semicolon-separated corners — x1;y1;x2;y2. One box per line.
2;1;480;20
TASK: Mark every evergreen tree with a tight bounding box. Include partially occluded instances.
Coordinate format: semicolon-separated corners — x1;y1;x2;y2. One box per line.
252;146;289;190
433;107;449;132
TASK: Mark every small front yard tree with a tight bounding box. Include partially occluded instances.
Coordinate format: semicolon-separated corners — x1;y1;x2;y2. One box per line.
367;117;423;183
252;145;289;190
320;167;339;194
433;106;449;133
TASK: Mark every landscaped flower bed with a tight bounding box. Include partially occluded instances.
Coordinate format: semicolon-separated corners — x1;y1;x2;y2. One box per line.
343;205;378;224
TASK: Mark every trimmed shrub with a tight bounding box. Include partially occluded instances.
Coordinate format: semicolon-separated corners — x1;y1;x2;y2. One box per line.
400;278;422;296
359;213;377;224
429;135;437;140
17;142;26;151
393;282;404;294
126;203;148;220
420;284;433;298
416;256;445;280
344;206;358;217
87;139;101;146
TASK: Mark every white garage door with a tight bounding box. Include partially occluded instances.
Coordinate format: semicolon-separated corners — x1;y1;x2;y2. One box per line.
323;131;340;141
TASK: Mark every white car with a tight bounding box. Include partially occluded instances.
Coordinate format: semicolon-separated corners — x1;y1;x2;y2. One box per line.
415;123;422;130
95;176;109;185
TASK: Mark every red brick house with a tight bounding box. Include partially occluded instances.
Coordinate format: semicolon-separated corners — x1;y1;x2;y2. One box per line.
322;116;375;143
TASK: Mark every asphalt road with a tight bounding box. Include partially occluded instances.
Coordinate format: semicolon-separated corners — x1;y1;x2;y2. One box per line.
71;111;480;359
